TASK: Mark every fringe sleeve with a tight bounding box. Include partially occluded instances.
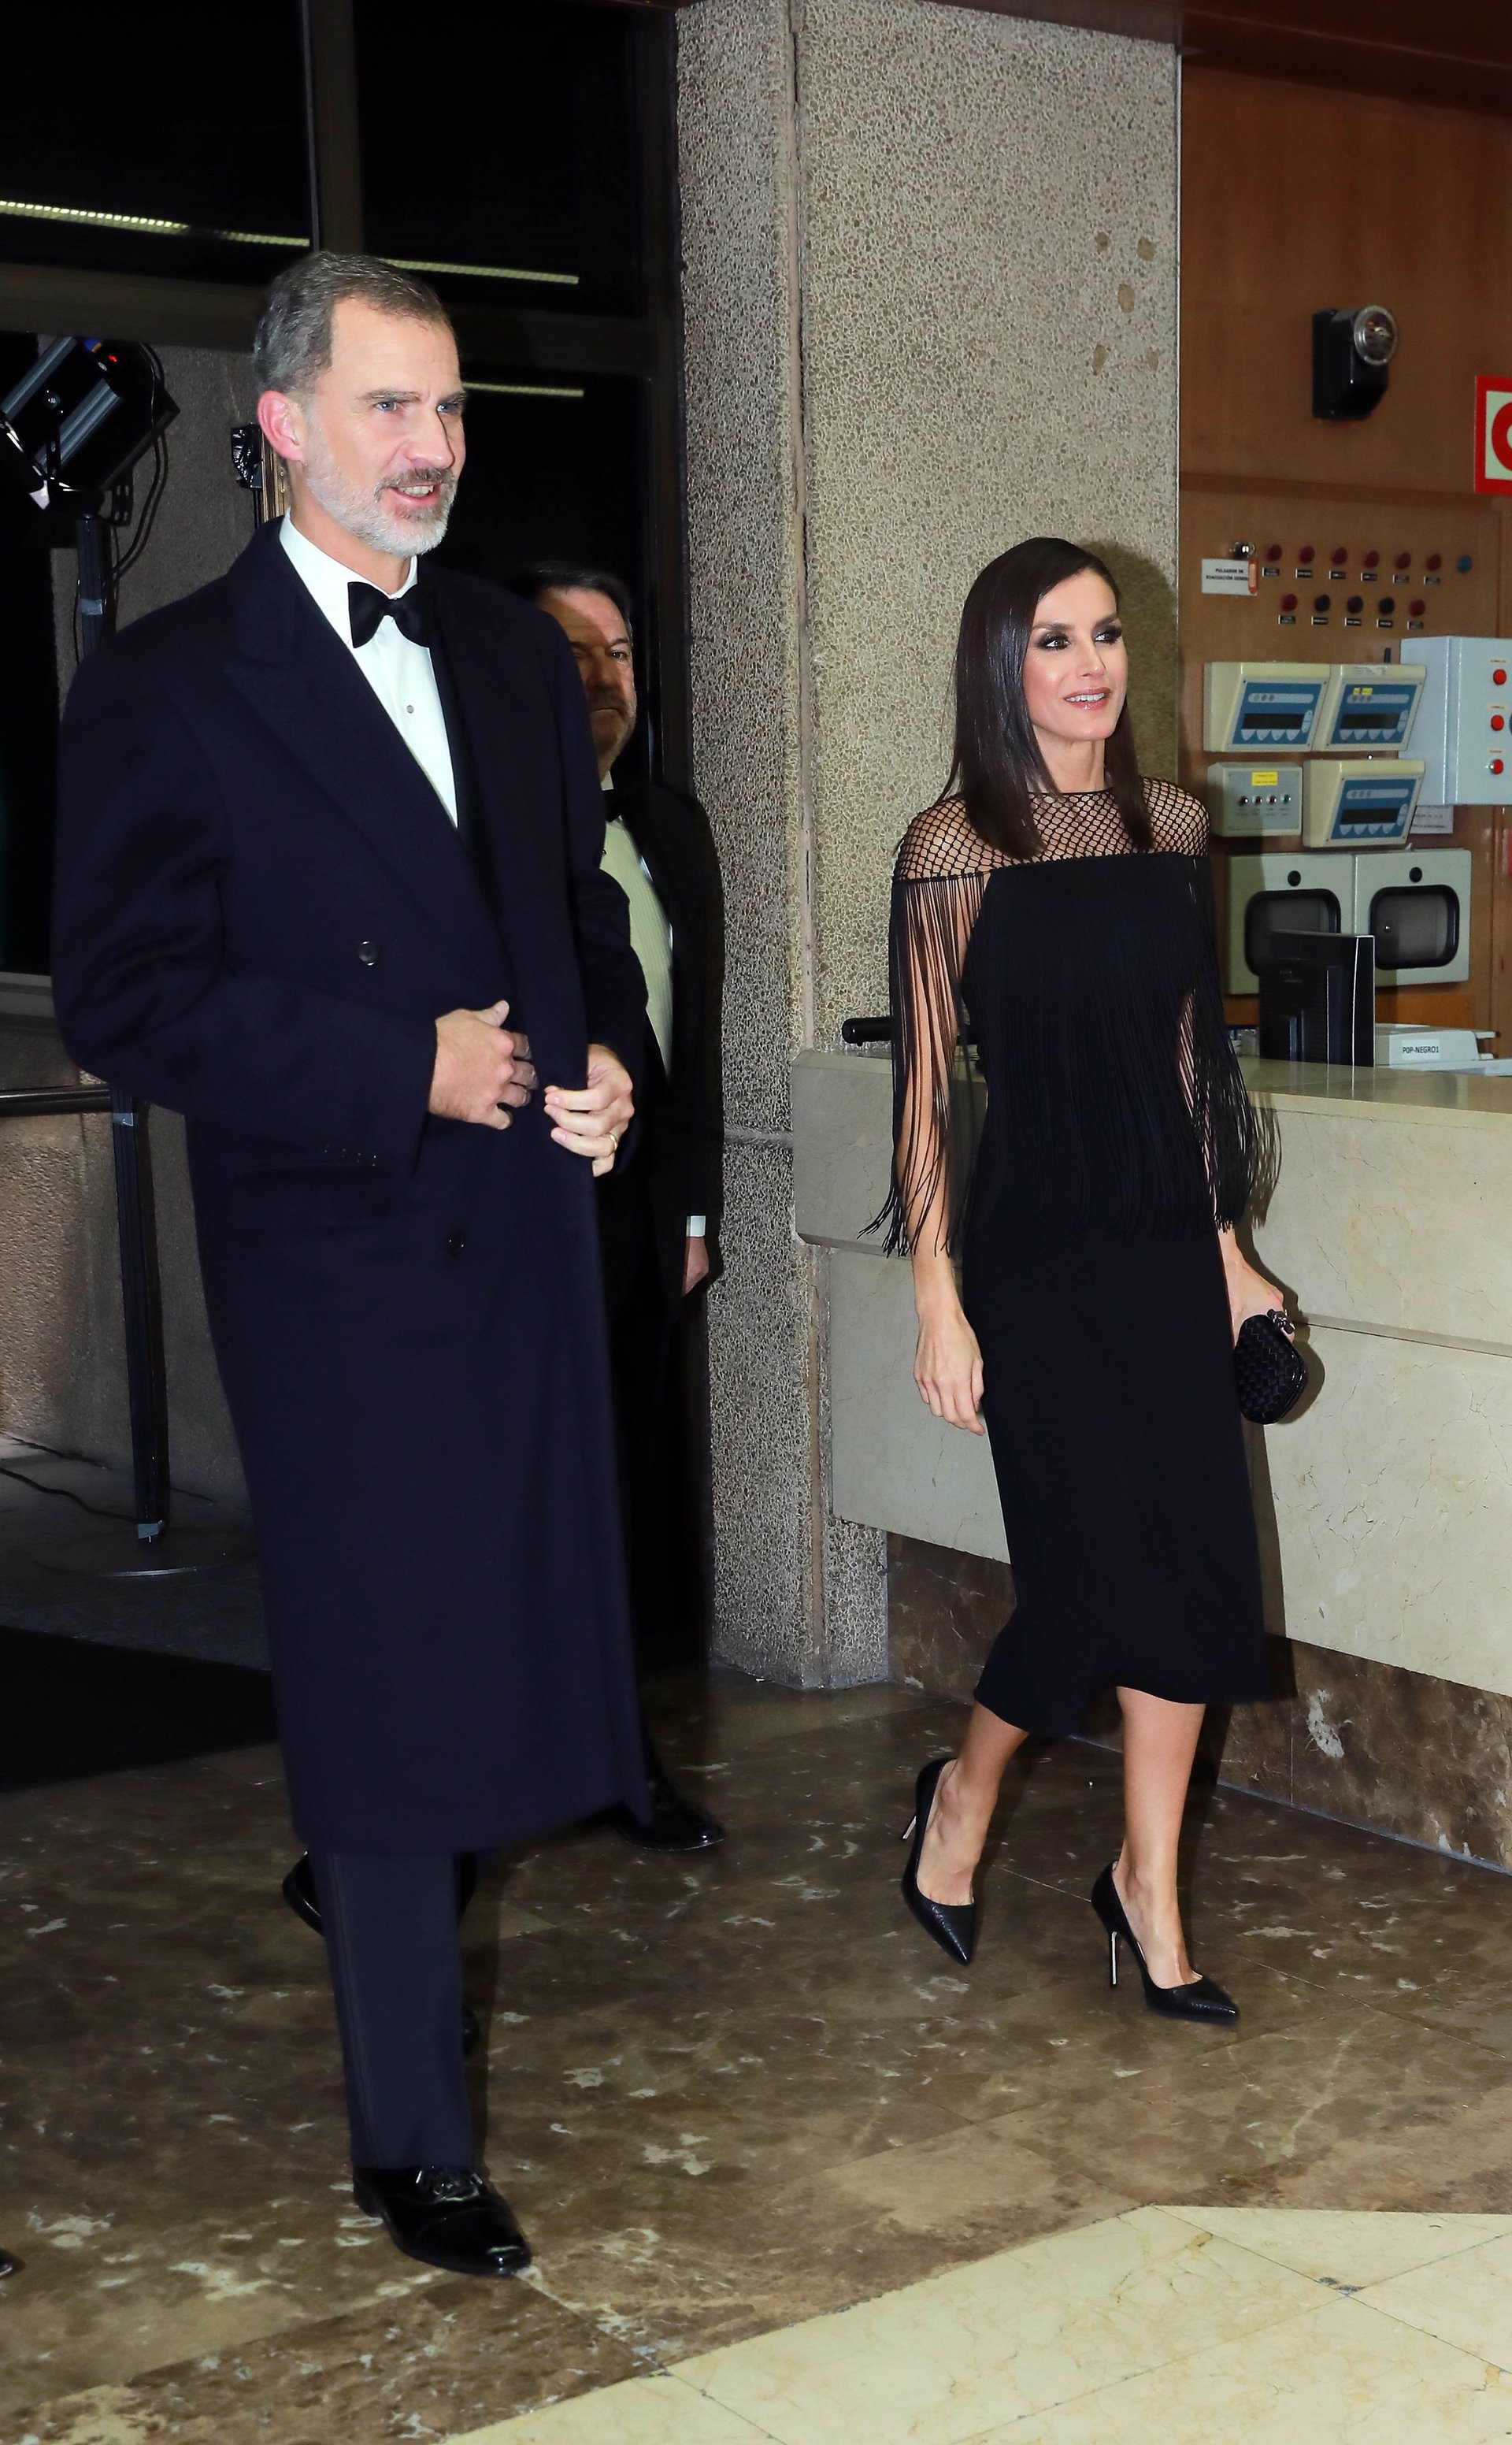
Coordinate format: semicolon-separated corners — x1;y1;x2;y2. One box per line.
1180;853;1266;1227
873;859;988;1257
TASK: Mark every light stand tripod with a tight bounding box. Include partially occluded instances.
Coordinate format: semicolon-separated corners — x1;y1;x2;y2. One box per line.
0;345;250;1576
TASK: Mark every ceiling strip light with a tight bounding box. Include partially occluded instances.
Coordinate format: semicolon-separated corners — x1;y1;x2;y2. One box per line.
465;380;586;399
0;201;579;286
384;255;577;287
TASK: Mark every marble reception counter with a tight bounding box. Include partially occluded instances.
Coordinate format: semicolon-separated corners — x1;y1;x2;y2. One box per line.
794;1049;1512;1720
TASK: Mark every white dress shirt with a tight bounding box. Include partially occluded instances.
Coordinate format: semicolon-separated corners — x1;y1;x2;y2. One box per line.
280;514;457;822
601;773;704;1243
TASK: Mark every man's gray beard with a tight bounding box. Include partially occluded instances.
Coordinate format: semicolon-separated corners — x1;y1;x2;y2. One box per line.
301;438;454;558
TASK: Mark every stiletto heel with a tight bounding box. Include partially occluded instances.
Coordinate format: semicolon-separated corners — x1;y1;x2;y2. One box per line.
1090;1862;1237;2022
900;1758;976;1966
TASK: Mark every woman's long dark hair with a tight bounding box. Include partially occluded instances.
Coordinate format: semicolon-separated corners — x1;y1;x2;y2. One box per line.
948;537;1151;860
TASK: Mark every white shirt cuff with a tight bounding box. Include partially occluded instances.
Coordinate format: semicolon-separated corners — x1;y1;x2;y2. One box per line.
686;1218;706;1238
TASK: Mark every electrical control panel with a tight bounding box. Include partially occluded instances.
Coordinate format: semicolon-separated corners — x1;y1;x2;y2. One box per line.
1206;762;1302;839
1410;637;1512;807
1314;663;1425;751
1203;663;1326;753
1352;848;1472;987
1303;759;1424;848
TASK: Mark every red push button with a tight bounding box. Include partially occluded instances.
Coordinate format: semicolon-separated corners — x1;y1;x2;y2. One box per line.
1426;552;1443;570
1363;549;1380;568
1495;667;1508;686
1410;599;1426;617
1492;714;1506;732
1395;551;1411;570
1492;759;1506;776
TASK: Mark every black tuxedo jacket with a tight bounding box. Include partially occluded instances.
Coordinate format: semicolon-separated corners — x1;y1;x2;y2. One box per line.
51;521;648;1853
597;774;724;1315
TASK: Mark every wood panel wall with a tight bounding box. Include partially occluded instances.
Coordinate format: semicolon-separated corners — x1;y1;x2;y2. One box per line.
1180;69;1512;1038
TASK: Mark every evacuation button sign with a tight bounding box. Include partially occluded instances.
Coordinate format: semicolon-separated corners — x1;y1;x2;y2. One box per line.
1475;376;1512;494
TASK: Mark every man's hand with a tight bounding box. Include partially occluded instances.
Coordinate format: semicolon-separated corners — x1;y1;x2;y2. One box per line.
683;1234;710;1296
429;1000;537;1130
543;1045;633;1178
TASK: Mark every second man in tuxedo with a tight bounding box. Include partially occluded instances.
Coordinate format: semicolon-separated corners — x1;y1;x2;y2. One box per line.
519;565;725;1853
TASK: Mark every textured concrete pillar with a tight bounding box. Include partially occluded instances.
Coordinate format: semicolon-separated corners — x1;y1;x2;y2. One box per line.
677;0;1180;1686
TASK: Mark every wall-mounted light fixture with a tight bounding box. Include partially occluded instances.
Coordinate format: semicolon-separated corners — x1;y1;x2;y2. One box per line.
1313;306;1399;421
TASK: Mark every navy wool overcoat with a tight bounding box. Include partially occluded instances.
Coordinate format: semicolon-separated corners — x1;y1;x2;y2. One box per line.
51;523;650;1853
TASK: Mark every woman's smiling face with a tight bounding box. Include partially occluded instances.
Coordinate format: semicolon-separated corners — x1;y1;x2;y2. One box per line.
1021;568;1128;763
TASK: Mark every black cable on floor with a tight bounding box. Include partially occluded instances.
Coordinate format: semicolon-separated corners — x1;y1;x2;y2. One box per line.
0;1461;135;1523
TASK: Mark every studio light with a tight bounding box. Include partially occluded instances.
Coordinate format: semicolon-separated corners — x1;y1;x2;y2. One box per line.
1313;305;1399;422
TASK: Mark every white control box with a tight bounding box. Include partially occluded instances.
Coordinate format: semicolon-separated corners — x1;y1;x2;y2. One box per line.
1410;636;1512;807
1224;851;1350;992
1353;846;1472;986
1206;762;1302;838
1203;663;1326;753
1314;663;1425;751
1303;759;1424;848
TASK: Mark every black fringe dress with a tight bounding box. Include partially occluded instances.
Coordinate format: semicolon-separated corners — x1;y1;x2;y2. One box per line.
882;780;1269;1735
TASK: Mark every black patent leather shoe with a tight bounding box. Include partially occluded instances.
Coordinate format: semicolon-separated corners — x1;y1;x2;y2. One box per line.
1091;1861;1237;2022
281;1857;483;2056
900;1757;976;1966
606;1768;726;1853
352;2165;531;2277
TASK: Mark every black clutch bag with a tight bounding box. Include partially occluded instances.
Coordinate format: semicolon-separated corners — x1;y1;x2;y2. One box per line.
1235;1311;1307;1424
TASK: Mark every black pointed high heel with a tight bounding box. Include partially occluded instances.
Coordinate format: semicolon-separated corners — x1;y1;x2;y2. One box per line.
1090;1861;1237;2022
899;1757;976;1966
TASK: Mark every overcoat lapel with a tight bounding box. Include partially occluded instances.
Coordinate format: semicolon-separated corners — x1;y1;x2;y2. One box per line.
222;528;502;972
431;584;589;1089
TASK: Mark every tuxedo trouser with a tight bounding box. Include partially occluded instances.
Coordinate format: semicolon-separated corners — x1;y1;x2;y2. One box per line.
310;1851;472;2169
604;1236;681;1683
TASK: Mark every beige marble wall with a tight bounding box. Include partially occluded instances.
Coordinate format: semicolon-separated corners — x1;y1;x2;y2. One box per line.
1252;1325;1512;1699
679;0;1180;1683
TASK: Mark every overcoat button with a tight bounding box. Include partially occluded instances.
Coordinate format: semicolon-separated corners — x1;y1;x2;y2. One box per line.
447;1230;466;1256
358;940;378;966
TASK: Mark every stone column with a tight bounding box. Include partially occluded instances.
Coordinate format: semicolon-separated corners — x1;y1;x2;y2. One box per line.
677;0;1180;1686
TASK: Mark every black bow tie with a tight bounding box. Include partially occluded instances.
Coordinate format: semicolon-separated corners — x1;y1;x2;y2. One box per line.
348;580;435;650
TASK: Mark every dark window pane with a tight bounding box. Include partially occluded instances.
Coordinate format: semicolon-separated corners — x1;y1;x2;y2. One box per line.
0;338;60;974
437;373;663;778
358;2;643;315
0;2;308;287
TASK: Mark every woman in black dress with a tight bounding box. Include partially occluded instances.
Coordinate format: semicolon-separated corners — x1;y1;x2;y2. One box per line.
888;538;1285;2019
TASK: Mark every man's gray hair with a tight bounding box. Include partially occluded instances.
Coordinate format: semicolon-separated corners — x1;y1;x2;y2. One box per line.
253;250;451;397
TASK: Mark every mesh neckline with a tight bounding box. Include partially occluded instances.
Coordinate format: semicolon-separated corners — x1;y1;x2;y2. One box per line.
895;777;1208;882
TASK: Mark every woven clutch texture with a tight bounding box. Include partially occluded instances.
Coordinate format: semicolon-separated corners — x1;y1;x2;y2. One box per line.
1234;1311;1307;1424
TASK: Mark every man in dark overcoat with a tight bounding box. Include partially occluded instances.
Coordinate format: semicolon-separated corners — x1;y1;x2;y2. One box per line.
518;565;725;1852
50;254;647;2280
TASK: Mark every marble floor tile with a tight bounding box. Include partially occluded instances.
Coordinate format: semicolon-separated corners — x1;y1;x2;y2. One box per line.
674;2207;1318;2444
10;2276;639;2445
1161;2203;1512;2287
13;1670;1512;2439
984;1996;1512;2214
1353;2230;1512;2368
988;2295;1512;2442
448;2371;776;2443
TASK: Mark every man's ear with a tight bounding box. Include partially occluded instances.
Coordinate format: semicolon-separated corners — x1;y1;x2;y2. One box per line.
257;389;305;466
